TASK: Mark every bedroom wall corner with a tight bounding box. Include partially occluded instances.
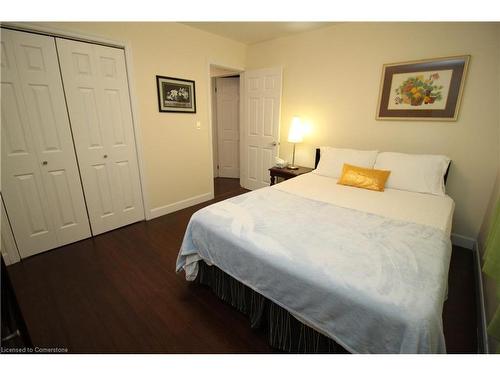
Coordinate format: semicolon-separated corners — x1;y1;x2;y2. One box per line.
246;22;500;241
30;22;247;218
477;155;500;354
477;23;500;353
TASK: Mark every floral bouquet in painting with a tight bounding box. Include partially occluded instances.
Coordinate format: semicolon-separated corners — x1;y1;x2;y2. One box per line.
166;87;190;102
394;73;443;106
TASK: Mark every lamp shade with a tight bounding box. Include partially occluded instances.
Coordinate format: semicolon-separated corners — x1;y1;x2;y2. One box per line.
288;116;303;143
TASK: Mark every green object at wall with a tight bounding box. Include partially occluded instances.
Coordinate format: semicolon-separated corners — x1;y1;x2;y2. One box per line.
483;198;500;352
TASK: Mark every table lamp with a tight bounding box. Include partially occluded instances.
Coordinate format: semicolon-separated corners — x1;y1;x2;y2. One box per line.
287;116;303;170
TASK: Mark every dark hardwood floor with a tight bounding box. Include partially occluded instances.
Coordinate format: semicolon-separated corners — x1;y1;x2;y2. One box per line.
5;178;477;353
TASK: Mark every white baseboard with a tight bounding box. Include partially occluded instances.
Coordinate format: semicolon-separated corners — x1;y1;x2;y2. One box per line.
472;242;489;353
148;192;214;220
451;233;476;250
450;233;488;352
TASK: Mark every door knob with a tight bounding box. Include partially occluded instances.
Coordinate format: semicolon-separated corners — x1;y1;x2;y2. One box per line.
103;154;108;159
42;161;48;165
270;141;279;146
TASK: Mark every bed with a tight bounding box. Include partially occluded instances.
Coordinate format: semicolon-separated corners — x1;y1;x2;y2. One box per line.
176;148;454;354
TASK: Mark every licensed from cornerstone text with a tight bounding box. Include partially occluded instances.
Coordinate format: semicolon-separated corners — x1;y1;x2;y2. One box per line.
1;346;68;353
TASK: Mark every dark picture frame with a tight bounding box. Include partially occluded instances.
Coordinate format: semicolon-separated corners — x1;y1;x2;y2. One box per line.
156;75;196;113
376;55;470;121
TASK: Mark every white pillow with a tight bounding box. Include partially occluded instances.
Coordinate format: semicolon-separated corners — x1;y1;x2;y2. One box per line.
374;152;450;196
313;147;378;179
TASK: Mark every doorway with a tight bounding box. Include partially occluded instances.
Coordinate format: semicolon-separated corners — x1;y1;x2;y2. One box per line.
209;64;282;193
210;65;242;191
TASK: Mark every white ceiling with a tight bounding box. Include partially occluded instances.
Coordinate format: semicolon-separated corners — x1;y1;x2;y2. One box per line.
182;22;334;45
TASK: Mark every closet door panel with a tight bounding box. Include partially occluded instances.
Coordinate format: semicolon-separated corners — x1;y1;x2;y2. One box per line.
57;38;144;235
91;162;115;218
1;30;58;257
56;40;119;233
96;45;143;223
9;30;91;246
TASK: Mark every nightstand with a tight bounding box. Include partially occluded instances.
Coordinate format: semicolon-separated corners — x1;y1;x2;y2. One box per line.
269;166;314;185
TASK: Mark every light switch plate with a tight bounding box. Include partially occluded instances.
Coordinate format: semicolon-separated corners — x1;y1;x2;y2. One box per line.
196;121;201;129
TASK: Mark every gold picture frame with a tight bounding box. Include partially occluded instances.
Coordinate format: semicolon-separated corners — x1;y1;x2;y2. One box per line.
376;55;470;121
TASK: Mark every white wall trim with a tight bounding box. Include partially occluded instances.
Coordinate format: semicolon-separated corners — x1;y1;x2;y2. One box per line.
149;192;214;220
1;22;124;48
211;77;219;179
451;233;476;250
450;233;488;353
1;22;151;221
239;71;247;189
473;242;489;353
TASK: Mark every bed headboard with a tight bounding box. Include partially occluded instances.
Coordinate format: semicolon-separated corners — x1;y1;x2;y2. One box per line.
314;148;321;169
314;148;451;185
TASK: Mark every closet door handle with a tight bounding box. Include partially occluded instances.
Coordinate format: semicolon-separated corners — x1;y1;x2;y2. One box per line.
103;154;108;159
42;161;48;165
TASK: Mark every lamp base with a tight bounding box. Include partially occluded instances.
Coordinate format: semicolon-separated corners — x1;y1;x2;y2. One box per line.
287;143;299;170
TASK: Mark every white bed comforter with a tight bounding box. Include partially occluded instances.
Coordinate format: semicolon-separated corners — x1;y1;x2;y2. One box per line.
176;187;452;353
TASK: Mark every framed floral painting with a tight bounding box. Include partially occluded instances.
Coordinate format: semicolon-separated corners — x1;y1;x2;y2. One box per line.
376;55;470;121
156;75;196;113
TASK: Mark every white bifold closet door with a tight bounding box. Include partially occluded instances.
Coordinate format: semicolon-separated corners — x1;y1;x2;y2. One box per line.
1;29;91;258
56;38;144;235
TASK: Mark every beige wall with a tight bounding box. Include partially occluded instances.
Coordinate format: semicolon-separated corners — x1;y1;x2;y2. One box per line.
22;22;499;240
34;22;246;215
247;22;500;239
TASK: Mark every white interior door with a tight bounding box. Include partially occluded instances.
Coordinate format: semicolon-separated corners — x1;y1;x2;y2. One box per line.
216;77;240;178
56;38;144;235
240;67;282;190
1;29;91;258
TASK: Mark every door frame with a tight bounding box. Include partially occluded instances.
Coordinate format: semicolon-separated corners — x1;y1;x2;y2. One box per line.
207;61;244;195
1;22;151;219
214;76;240;179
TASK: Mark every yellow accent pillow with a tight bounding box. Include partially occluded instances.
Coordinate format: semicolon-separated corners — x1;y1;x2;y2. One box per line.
338;163;391;192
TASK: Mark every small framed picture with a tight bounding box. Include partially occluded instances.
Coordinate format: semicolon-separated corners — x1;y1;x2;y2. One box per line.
156;75;196;113
376;55;470;121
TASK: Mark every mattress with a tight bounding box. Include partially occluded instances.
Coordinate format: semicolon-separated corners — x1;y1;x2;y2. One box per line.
177;177;453;353
273;172;455;235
